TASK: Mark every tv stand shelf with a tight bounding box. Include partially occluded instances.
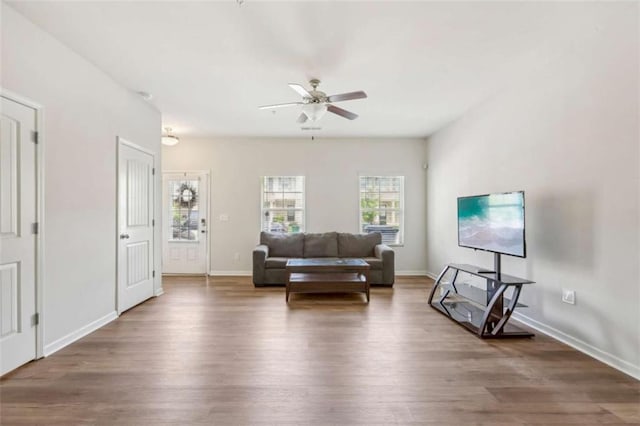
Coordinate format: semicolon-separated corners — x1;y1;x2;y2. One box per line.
428;262;534;339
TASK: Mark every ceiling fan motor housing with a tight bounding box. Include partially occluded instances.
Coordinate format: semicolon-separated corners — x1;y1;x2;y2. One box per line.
259;78;367;122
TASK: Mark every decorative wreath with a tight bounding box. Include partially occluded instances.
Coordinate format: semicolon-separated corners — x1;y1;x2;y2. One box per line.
174;183;198;208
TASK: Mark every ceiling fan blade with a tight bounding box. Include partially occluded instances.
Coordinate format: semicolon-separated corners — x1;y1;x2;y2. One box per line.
288;83;312;98
258;102;303;110
327;105;359;120
297;113;308;123
327;91;367;103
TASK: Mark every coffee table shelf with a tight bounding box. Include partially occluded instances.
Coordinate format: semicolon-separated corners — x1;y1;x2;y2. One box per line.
285;258;370;303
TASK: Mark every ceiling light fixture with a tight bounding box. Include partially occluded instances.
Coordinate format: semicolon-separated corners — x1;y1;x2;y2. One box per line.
301;102;327;122
162;127;180;146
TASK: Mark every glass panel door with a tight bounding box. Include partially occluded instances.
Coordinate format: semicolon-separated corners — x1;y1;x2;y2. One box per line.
168;179;200;242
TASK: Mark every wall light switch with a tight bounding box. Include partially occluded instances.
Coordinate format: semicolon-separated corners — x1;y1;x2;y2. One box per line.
219;214;229;222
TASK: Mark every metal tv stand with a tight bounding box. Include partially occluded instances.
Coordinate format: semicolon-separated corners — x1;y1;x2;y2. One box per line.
428;253;534;338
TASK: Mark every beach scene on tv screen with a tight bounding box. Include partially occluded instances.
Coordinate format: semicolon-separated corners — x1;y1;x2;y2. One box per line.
458;193;525;257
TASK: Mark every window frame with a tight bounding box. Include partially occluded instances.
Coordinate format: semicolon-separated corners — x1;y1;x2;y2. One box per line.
358;175;405;246
260;176;306;234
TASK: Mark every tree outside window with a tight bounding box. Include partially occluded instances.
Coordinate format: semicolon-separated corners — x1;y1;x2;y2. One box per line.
359;176;404;245
261;176;305;233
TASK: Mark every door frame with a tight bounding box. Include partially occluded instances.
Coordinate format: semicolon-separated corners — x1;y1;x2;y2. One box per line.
116;137;156;314
162;170;211;275
0;88;45;360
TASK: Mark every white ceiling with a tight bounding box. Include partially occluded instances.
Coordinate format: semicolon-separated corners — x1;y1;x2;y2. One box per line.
8;1;608;138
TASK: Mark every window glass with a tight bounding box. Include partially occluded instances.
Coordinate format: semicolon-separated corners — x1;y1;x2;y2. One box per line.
261;176;305;233
168;179;199;241
359;176;404;245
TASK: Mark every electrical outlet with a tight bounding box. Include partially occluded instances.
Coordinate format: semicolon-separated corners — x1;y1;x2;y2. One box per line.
219;214;229;222
562;289;576;305
233;253;240;261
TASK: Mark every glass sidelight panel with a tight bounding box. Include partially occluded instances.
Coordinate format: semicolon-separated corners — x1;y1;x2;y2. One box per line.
168;179;199;241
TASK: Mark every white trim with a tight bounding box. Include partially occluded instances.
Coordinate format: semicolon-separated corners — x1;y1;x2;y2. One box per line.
154;288;165;297
396;270;428;276
426;271;438;280
118;136;155;156
0;89;45;360
161;273;208;278
0;89;43;109
43;311;118;357
425;269;639;380
209;270;252;276
164;169;210;175
511;312;640;380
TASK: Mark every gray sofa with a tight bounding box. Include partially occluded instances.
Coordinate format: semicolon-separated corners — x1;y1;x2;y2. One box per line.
253;231;394;286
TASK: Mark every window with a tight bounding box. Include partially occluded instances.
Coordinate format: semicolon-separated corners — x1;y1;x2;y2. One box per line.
168;178;200;241
359;176;404;245
261;176;305;233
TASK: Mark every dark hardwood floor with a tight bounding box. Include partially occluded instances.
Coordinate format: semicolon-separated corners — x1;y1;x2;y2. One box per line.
1;276;638;424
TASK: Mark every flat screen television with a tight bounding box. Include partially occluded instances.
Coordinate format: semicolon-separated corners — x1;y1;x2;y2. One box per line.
457;191;526;258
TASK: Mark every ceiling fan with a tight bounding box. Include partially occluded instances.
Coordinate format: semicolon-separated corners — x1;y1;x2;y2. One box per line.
259;79;367;123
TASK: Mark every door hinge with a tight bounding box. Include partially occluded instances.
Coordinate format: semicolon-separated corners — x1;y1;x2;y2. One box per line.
152;168;155;175
31;131;39;144
32;222;39;234
152;219;155;227
152;270;156;278
31;313;40;326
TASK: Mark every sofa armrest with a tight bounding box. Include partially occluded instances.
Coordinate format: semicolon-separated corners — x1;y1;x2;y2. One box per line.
374;244;395;285
252;244;269;286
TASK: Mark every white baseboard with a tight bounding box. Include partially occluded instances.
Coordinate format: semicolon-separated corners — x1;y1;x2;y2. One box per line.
209;270;252;276
44;311;118;357
425;269;639;380
425;271;438;280
154;287;164;297
512;312;640;380
396;270;428;276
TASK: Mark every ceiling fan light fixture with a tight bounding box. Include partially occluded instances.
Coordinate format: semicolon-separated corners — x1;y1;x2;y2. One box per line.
162;127;180;146
259;80;365;123
302;102;327;122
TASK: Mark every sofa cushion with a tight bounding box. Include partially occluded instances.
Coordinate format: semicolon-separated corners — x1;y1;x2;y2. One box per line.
260;232;304;257
338;233;381;257
265;257;289;269
304;232;338;258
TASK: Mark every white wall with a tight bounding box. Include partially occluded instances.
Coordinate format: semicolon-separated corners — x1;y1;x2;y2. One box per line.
425;3;639;378
162;137;427;274
1;4;162;353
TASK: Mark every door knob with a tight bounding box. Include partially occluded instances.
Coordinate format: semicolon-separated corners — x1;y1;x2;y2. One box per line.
120;233;130;239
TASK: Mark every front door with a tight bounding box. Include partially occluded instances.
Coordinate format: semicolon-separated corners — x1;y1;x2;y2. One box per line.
0;96;38;375
162;172;208;275
117;138;155;313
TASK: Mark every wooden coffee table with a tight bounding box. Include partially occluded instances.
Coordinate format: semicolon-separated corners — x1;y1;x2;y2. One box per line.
285;258;370;303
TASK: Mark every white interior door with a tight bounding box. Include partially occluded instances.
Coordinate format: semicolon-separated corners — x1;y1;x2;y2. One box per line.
0;96;38;376
162;172;208;275
117;138;154;313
